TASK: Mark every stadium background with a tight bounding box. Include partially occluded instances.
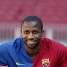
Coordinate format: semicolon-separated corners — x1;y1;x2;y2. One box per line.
0;0;67;66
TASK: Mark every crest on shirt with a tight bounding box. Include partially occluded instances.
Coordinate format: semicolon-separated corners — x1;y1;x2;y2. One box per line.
42;58;50;67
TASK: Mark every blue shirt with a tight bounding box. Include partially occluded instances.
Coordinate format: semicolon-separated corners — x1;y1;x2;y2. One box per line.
0;37;33;67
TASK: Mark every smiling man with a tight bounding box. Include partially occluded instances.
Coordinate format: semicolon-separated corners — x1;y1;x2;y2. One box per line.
20;17;44;58
0;16;67;67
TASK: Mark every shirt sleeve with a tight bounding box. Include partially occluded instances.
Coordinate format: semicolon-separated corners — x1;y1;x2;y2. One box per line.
0;45;8;66
60;48;67;67
64;54;67;67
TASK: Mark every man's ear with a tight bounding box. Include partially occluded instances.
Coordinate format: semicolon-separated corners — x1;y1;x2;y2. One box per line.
42;29;45;37
20;29;23;37
20;29;22;33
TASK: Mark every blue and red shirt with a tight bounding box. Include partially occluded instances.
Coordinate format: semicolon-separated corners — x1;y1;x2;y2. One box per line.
0;37;67;67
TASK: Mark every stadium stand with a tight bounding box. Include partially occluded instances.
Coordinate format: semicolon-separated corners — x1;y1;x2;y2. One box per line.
0;0;67;43
0;0;67;24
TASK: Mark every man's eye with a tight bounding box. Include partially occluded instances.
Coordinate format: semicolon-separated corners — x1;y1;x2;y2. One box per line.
33;31;38;34
24;31;29;34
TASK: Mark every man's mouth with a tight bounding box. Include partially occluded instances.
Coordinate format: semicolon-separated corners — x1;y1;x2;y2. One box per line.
27;40;36;45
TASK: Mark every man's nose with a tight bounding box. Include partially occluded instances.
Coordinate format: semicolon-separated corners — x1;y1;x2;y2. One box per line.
28;33;34;38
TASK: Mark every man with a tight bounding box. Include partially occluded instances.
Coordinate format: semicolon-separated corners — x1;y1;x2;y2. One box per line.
0;16;67;67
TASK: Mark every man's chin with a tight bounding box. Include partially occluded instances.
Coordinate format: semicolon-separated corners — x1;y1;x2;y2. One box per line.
27;45;36;49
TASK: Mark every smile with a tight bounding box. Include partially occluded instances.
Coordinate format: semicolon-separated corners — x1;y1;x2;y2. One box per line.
27;40;36;45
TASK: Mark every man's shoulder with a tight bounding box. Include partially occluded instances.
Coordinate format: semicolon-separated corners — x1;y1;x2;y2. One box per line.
41;38;67;52
0;37;23;51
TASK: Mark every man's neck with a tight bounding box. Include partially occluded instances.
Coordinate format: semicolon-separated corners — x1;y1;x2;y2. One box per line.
26;45;40;58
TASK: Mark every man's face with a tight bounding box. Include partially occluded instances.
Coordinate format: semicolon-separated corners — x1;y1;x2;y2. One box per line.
20;21;44;49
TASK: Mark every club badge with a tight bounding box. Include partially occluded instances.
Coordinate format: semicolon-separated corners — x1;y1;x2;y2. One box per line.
42;58;50;67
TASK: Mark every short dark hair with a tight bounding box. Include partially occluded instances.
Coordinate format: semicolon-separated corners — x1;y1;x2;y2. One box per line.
21;16;43;30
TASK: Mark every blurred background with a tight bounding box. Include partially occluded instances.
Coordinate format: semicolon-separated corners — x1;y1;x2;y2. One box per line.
0;0;67;47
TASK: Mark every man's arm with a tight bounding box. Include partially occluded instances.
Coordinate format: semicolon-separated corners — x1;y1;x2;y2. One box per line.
0;45;8;66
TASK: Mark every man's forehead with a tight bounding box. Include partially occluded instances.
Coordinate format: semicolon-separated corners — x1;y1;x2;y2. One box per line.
22;21;41;30
22;21;40;27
